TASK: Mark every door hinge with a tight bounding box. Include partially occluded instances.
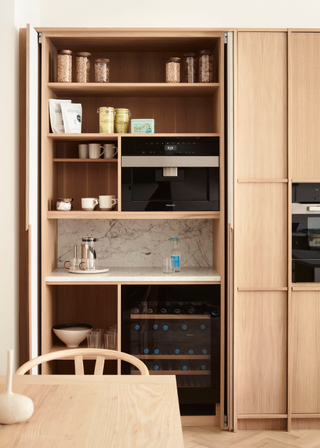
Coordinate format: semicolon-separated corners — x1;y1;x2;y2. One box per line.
224;415;228;427
38;33;42;44
224;33;228;44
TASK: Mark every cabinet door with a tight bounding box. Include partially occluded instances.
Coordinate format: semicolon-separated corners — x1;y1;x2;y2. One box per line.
235;292;287;414
292;291;320;413
291;33;320;179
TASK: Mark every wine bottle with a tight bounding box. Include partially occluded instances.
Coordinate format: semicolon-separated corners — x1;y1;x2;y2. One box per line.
131;304;140;314
146;306;154;314
187;303;195;314
173;303;181;314
181;364;188;371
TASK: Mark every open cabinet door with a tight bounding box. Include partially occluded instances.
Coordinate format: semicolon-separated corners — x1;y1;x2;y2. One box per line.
226;30;234;431
19;24;40;373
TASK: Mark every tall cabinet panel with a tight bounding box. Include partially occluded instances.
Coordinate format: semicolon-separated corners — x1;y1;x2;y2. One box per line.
235;32;288;429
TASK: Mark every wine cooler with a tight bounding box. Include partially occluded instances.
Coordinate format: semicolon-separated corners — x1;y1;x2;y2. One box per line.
121;284;220;416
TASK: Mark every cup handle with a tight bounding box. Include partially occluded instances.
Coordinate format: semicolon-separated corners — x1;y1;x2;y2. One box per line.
94;199;99;207
113;147;118;156
64;260;70;270
100;146;105;157
112;198;118;206
79;261;85;270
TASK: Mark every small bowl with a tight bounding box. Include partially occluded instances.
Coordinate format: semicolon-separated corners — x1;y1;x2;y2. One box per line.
52;323;93;348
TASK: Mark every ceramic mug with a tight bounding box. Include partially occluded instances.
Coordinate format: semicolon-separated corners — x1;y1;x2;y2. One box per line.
99;195;118;211
81;197;99;211
78;144;89;158
89;143;104;159
103;144;118;159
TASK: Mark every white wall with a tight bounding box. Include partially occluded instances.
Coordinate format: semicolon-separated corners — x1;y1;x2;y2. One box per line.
0;0;319;373
39;0;320;28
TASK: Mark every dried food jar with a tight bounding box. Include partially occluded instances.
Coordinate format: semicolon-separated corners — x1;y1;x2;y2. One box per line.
97;107;115;133
76;52;91;83
57;50;72;82
95;58;110;83
56;198;73;211
166;57;180;83
184;53;197;83
199;50;214;83
114;108;130;133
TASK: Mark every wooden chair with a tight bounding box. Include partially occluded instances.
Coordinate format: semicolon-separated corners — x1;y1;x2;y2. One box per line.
16;348;149;375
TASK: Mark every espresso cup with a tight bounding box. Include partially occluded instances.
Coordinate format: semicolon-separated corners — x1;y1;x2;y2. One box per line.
78;144;89;158
81;197;99;211
103;144;118;159
99;195;118;211
89;143;104;159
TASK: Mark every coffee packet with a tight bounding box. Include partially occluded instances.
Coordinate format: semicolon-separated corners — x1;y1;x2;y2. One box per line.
61;103;82;133
49;99;72;133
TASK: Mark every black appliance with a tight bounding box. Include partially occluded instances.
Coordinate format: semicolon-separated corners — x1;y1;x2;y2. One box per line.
121;284;220;416
121;137;219;211
292;183;320;282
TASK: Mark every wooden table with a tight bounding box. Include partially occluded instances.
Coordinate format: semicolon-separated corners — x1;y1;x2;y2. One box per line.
0;375;184;448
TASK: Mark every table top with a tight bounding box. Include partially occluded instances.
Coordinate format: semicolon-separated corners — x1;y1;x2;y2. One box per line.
0;375;184;448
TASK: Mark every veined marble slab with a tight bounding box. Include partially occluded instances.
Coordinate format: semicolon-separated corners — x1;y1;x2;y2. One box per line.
46;267;221;283
58;219;213;268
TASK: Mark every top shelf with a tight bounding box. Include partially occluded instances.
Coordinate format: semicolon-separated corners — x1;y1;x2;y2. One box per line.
48;83;219;97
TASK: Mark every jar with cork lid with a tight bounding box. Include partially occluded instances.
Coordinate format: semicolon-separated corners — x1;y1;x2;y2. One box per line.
199;50;214;83
166;57;181;83
95;58;110;83
57;50;72;82
183;53;197;83
76;52;91;83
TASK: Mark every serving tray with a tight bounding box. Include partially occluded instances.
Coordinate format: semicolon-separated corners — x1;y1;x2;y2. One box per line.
67;267;109;274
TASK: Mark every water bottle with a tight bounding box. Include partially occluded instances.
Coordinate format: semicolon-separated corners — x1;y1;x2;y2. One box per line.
171;238;181;272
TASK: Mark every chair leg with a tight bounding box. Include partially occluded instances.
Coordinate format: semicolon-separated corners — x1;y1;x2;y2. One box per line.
74;355;84;375
94;356;105;375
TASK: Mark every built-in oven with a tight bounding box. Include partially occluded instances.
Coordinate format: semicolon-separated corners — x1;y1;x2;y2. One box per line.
292;183;320;282
121;136;219;211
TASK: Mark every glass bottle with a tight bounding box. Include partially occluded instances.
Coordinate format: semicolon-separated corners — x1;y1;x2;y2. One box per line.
199;50;214;83
171;237;181;272
184;53;197;83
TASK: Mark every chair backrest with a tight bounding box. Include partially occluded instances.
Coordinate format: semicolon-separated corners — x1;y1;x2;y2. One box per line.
16;348;149;375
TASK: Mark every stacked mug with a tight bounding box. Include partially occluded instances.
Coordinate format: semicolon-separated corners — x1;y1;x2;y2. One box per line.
78;142;118;159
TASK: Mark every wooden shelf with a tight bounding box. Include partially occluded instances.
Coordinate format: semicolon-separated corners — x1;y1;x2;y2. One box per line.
135;354;211;360
131;370;211;375
48;82;219;97
48;132;219;141
53;158;117;163
130;314;211;320
47;211;221;220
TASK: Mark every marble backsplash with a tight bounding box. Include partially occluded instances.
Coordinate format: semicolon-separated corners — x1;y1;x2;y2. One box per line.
58;220;213;268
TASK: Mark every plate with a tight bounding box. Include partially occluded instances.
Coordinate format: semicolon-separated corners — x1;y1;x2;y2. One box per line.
67;267;109;274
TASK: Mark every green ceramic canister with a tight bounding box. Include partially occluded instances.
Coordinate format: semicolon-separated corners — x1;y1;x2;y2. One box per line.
114;108;130;133
97;107;114;133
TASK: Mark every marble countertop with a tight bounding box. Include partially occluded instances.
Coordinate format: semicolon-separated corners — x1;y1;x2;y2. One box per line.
45;267;221;283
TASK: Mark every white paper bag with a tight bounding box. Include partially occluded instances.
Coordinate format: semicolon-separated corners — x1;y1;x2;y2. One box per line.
61;103;82;134
49;99;72;133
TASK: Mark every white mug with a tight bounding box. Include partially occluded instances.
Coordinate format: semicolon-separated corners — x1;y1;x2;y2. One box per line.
78;144;89;158
99;195;118;211
103;144;118;159
89;143;104;159
81;198;99;211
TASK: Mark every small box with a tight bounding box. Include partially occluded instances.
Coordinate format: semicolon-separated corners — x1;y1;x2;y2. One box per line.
131;119;155;134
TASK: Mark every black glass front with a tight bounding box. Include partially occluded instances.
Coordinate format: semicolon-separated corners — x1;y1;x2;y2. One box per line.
121;285;220;416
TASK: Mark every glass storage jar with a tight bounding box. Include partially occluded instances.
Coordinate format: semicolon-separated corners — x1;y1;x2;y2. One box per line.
56;198;73;211
184;53;197;83
57;50;72;82
95;58;110;83
166;57;181;83
76;52;91;83
199;50;214;83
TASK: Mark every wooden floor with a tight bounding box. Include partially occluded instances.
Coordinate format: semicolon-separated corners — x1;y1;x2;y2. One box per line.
182;426;320;447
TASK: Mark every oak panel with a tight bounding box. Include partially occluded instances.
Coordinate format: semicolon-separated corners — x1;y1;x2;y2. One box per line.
292;291;320;413
290;33;320;179
235;291;287;414
237;32;287;179
236;183;287;288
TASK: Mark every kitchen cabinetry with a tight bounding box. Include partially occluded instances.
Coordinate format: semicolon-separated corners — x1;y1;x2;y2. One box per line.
20;27;228;427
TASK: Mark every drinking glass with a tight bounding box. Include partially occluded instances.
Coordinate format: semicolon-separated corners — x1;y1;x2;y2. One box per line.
162;258;175;274
87;329;104;348
104;330;117;350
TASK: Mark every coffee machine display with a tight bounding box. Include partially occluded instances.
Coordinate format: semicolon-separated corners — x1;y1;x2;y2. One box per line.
121;284;220;416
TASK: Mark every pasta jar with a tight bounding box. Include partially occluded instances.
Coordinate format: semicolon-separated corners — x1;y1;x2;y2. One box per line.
76;52;91;83
166;57;180;83
184;53;197;83
199;50;214;83
97;107;115;133
57;50;72;82
114;108;130;133
95;58;110;83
